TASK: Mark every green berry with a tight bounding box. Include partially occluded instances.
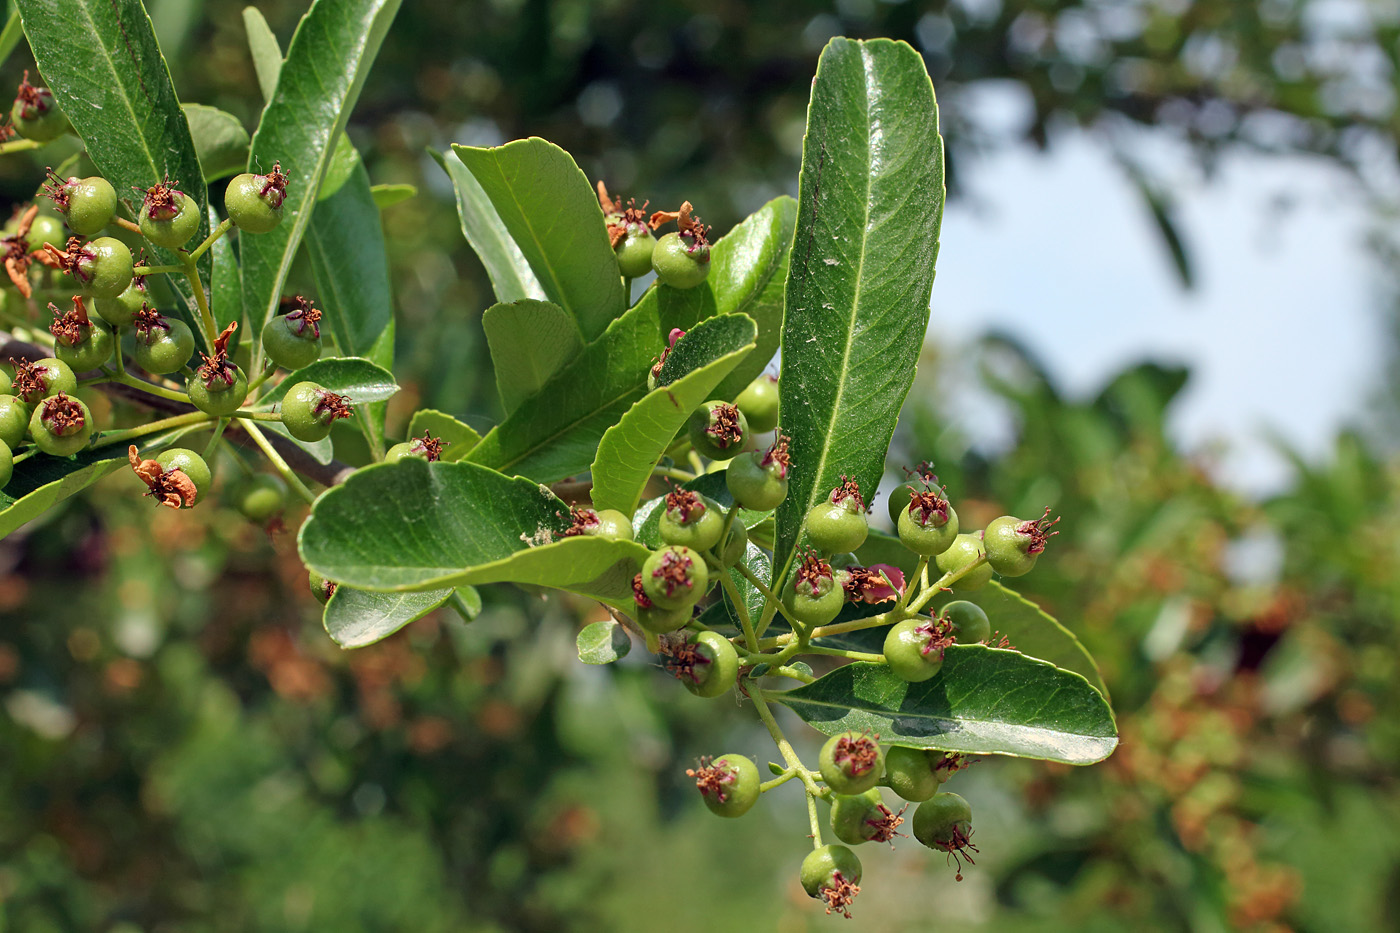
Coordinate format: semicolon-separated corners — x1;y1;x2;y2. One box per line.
734;374;779;432
687;400;747;460
724;436;789;511
72;236;133;299
53;320;114;373
984;509;1060;577
896;487;959;557
592;509;634;541
132;317;195;375
94;278;149;326
652;230;710;289
614;226;655;278
640;545;708;611
0;397;21;449
635;602;691;635
261;300;323;371
668;630;739;698
225;166;288;234
138;184;201;249
883;616;951;683
799;845;862;917
690;754;760;818
939;600;991;644
11;75;70;142
819;731;884;795
0;438;11;488
236;474;287;522
934;533;993;591
309;569;336;605
883;746;944;802
830;788;906;846
280;381;352;443
912;792;974;866
54;176;117;236
28;393;93;456
154;448;211;505
783;551;846;626
186;365;248;416
658;489;723;552
27;213;65;250
7;357;77;406
805;478;869;554
716;520;747;568
886;485;913;525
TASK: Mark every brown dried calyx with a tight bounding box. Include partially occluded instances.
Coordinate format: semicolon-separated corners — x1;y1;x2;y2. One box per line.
686;756;735;803
140;174;184;222
828;475;865;512
48;296;93;347
842;566;898;605
704;402;744;447
8;357;46;402
831;732;881;777
283;295;322;339
311;389;354;424
1018;506;1061;555
563;505;600;538
794;548;835;598
863;801;908;845
259;161;289;209
596;181;649;247
631;572;654;609
759;434;791;478
128;445;199;509
196;322;240;390
649;327;685;383
914;615;956;661
3;204;39;296
650;548;697;600
662;636;711;685
13;71;50;119
902;461;951;526
664;487;707;524
819;873;861;919
132;304;170;340
41;169;76;212
649;200;710;247
37;393;85;435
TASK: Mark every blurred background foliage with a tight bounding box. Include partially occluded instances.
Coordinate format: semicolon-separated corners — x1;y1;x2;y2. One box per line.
2;0;1399;930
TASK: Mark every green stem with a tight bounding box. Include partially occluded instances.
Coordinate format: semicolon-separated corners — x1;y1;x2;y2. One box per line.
907;556;986;615
242;420;316;506
447;590;477;623
799;644;885;663
0;138;40;156
179;253;218;350
131;264;183;276
111;372;190;405
806;791;824;849
898;556;928;612
771;664;816;684
9;447;37;466
759;769;801;793
245;364;276;397
750;684;825;811
110;328;126;378
187;218;234;262
652;465;695;482
230;410;284;422
732;560;801;631
90;410;212;450
717;572;759;653
688;451;705;474
203;418;227;459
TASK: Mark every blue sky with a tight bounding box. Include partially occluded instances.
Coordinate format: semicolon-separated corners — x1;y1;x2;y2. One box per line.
930;120;1386;494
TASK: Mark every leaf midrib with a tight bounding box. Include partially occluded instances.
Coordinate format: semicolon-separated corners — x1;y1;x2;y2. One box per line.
479;147;577;320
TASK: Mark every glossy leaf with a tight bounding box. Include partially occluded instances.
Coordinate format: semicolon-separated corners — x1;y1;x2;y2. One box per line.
299;460;651;606
962;582;1108;698
405;410;481;461
182;104;249;181
370;183;416;209
323;586;454;649
17;0;209;319
771;650;1117;765
241;5;281;100
774;38;944;579
590;314;757;516
481;300;584;416
240;0;402;358
0;449;127;538
466;196;796;483
304;155;395;454
261;357;398;407
452;139;624;342
577;620;632;665
436;148;545;305
707;196;797;401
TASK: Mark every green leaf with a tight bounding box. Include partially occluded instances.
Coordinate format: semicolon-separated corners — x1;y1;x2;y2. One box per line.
965;583;1108;698
304;154;395;454
323;586;453;649
405;409;481;461
577;620;632;665
435;148;545;305
590;314;756;516
241;6;282;100
182;104;249;182
726;542;772;626
707;196;797;401
17;0;209;320
261;357;398;464
208;205;241;337
300;461;651;606
0;10;26;67
466;197;796;483
370;183;416;209
262;357;398;407
771;650;1117;765
451;139;625;342
240;0;402;360
0;449;127;538
481;300;584;416
319;134;360;201
774;38;945;578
